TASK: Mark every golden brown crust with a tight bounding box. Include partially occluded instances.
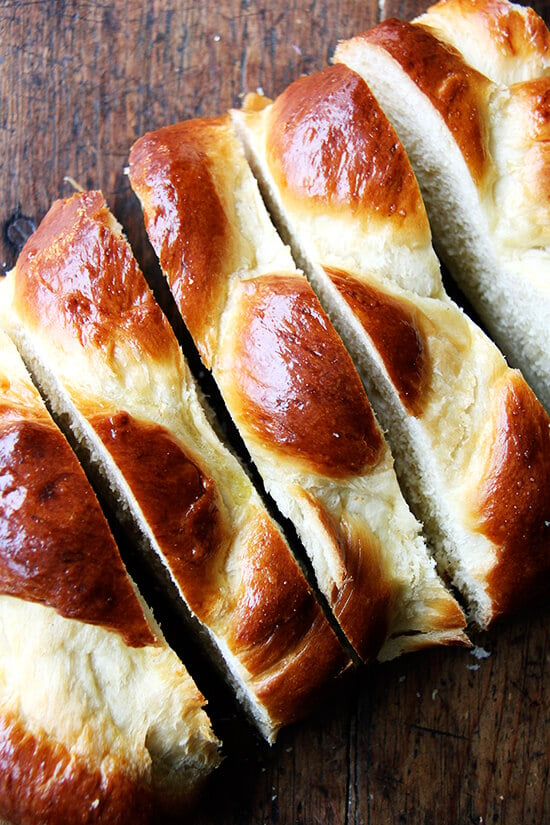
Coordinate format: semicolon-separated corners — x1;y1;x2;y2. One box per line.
0;711;153;825
511;77;550;207
90;411;225;617
361;18;492;187
230;512;347;677
0;410;156;648
297;488;394;662
424;593;470;633
12;191;176;365
89;410;353;717
476;372;550;618
129;119;236;367
520;76;550;138
217;272;383;478
424;0;550;65
265;64;425;225
252;605;353;728
326;268;431;417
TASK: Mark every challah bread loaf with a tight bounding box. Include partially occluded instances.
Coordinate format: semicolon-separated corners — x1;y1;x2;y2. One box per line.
129;115;468;662
0;190;352;745
334;1;550;414
0;327;220;824
232;64;550;628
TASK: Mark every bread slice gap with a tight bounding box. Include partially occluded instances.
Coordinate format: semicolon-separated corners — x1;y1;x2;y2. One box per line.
333;3;550;415
0;190;354;746
0;326;221;824
230;64;550;629
128;114;469;664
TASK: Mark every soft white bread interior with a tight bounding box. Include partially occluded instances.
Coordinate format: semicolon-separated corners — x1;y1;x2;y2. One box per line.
129;115;468;663
0;191;353;745
0;327;220;825
231;64;550;628
334;1;550;415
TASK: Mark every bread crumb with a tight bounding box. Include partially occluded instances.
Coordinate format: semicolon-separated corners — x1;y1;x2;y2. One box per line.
471;646;491;660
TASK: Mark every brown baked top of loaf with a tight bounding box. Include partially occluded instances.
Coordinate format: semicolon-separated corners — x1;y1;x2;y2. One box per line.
262;64;427;230
130;117;385;481
0;327;222;825
0;710;153;825
12;190;176;365
128;118;234;368
234;53;550;628
506;76;550;211
475;371;550;617
0;353;155;648
215;271;384;478
418;0;550;84
129;113;469;663
89;410;224;616
325;268;430;417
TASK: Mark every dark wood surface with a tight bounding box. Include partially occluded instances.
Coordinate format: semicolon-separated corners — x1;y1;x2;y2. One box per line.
1;2;549;823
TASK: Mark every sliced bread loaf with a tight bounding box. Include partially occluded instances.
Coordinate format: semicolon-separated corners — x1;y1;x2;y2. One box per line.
0;191;352;744
129;115;468;662
232;64;550;628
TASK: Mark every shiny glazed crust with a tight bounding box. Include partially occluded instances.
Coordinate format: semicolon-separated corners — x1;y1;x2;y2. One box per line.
0;329;220;824
129;115;468;661
1;191;352;744
417;0;550;84
234;63;550;626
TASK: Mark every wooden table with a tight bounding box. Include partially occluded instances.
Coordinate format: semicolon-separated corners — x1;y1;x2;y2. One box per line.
1;2;549;823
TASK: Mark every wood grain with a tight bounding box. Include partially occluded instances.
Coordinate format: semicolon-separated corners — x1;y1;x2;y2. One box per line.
1;2;549;824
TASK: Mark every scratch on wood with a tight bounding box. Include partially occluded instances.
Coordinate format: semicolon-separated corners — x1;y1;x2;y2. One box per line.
408;723;469;741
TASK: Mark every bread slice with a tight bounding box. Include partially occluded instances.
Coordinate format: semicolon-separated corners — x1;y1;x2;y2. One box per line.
129;115;468;663
334;1;550;414
0;190;352;745
231;64;550;629
0;327;220;824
